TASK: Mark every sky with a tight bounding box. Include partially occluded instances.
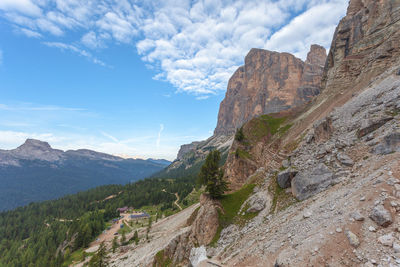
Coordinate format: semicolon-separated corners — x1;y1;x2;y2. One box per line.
0;0;348;160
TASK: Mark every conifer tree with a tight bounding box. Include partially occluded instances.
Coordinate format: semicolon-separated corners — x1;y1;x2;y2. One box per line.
198;150;228;198
89;241;109;267
112;236;118;253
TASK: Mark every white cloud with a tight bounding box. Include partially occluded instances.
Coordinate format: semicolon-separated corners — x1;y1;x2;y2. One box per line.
16;27;42;38
0;130;64;147
266;0;348;59
0;0;41;17
36;18;64;36
43;42;108;67
0;129;204;161
96;12;138;43
0;0;348;96
81;31;100;49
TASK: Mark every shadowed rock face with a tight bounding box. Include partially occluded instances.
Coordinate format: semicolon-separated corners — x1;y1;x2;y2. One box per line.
214;45;327;136
322;0;400;94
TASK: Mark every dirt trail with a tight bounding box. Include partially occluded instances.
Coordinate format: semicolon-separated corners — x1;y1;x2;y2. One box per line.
174;193;182;211
85;213;129;253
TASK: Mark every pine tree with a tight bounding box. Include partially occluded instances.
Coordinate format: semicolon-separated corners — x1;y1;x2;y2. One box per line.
133;230;139;245
112;236;118;253
198;150;228;198
89;241;109;267
121;232;126;246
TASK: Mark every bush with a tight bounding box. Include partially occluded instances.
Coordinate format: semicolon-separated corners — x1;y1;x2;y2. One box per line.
234;127;245;142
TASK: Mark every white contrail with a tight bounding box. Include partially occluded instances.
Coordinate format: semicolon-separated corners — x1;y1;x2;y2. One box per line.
156;124;164;148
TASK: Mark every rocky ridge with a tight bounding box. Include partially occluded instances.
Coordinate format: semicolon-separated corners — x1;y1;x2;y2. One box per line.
206;71;400;266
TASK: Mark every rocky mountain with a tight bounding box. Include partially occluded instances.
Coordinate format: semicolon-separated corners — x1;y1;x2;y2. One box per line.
0;139;169;211
161;45;326;180
103;0;400;266
153;135;233;180
214;44;326;136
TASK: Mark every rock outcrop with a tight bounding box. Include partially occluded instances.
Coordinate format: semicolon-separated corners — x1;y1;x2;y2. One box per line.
214;45;326;135
153;194;221;266
291;163;336;201
322;0;400;95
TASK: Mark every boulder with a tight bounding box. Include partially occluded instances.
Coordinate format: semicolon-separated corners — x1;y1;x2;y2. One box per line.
378;233;394;246
370;205;393;227
357;116;393;138
350;211;364;221
313;117;334;143
345;230;360;248
336;152;354;167
397;69;400;76
291;163;335;200
243;191;271;213
277;168;298;189
372;132;400;155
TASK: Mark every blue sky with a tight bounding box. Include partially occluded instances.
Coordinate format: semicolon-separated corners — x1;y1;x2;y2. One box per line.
0;0;348;160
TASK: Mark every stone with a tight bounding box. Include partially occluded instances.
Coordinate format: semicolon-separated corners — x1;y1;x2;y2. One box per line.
357;117;394;138
378;233;394;246
345;230;360;248
337;152;354;167
303;211;312;219
214;45;326;135
277;168;298;189
350;211;365;221
306;133;314;144
366;133;374;141
292;163;336;200
368;226;377;232
313;117;334;143
370;205;393;227
397;69;400;76
282;159;290;169
244;191;271;213
394;242;400;253
189;246;207;267
336;227;342;233
372;132;400;155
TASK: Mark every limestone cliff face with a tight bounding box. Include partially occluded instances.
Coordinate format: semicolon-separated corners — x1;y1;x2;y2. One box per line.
214;45;326;136
322;0;400;95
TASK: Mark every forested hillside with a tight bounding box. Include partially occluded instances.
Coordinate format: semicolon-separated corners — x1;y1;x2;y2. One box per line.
0;176;196;267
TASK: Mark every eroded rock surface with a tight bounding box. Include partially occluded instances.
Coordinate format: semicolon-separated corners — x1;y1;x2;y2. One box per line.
215;45;326;135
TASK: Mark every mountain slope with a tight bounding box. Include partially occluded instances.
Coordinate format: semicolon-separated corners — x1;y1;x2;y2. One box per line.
119;1;400;266
0;139;169;211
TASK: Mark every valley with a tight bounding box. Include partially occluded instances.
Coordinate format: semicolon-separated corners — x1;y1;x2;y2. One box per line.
0;0;399;266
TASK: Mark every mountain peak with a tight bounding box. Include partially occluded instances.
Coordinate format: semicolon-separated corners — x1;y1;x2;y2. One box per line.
19;139;52;151
306;44;327;66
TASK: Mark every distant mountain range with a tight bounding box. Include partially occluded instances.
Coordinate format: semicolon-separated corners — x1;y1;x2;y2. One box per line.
0;139;171;211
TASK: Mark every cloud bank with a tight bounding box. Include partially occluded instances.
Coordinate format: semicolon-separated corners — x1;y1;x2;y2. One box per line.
0;0;348;96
